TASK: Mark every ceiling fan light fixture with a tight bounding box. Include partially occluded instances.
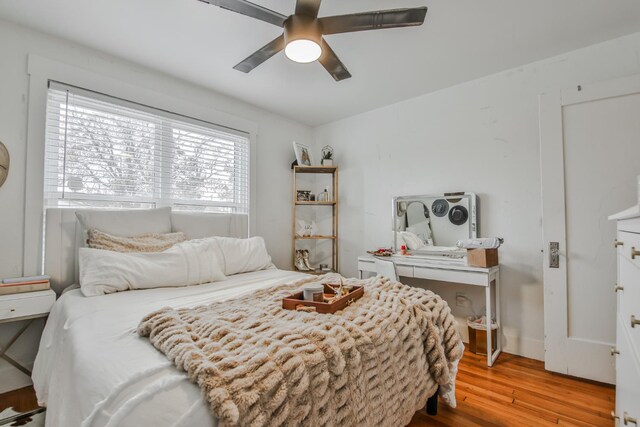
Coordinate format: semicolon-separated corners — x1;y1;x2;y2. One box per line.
285;39;322;63
283;15;323;63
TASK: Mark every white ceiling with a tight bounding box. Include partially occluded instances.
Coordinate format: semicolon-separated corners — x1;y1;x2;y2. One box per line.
1;0;640;126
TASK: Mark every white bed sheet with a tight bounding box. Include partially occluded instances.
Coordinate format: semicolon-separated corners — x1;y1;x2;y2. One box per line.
32;269;309;427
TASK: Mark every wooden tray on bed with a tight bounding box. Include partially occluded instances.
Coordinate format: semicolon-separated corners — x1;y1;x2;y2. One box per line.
282;284;364;314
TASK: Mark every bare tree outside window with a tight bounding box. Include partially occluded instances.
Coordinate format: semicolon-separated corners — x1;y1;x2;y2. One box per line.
44;86;249;213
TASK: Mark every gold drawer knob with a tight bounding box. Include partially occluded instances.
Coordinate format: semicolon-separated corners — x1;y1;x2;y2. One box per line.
632;247;640;260
625;412;638;425
615;284;624;292
632;315;640;328
611;347;620;356
615;240;625;248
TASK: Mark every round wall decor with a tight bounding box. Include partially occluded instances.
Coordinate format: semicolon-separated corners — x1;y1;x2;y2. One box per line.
0;141;9;188
448;205;469;226
431;199;449;217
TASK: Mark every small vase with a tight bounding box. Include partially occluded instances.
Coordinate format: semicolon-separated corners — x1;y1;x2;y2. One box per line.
322;159;333;166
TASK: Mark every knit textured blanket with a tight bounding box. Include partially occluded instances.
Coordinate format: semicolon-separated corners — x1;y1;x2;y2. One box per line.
138;274;463;427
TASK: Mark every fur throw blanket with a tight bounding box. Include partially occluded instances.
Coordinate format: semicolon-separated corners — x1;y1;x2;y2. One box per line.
138;274;463;427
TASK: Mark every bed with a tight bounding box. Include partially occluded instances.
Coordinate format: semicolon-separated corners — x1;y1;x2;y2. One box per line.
33;208;462;427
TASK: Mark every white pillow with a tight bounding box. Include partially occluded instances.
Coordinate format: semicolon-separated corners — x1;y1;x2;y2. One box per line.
212;236;273;276
76;207;172;239
171;212;248;239
73;207;173;284
400;231;426;251
79;238;226;296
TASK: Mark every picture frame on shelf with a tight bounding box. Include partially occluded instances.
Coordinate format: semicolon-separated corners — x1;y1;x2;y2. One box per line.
296;190;311;201
293;141;313;166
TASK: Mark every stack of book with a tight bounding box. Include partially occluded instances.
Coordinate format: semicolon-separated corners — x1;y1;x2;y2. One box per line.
0;275;50;295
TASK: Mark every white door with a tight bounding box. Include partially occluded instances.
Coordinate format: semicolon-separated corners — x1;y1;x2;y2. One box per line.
540;75;640;384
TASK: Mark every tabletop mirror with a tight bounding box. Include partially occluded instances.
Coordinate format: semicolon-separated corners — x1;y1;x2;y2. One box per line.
392;192;478;256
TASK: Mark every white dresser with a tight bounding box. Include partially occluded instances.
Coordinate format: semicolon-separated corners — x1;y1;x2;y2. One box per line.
611;206;640;424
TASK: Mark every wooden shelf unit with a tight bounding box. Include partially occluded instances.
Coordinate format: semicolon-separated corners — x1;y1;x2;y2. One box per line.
292;166;338;273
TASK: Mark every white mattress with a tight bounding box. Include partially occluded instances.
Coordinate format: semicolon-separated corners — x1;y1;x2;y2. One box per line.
32;269;309;427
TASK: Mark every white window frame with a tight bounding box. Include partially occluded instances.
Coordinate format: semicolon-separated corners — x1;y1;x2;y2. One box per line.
24;55;258;276
44;82;250;213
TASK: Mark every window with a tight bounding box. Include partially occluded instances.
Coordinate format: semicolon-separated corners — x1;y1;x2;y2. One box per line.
44;82;250;213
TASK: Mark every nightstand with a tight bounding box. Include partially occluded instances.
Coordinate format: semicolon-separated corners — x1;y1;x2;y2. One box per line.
0;290;56;376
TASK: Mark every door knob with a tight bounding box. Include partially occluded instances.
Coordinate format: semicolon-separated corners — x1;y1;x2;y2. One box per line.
632;247;640;260
615;284;624;292
615;240;624;248
632;315;640;328
611;347;620;356
624;412;638;426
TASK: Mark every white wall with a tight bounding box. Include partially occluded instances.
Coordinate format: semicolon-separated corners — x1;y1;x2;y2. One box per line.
0;19;312;393
314;32;640;360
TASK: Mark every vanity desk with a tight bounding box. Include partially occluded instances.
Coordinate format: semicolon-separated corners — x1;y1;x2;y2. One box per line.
357;254;502;366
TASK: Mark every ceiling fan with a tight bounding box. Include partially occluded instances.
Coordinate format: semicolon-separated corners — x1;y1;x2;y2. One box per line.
197;0;428;81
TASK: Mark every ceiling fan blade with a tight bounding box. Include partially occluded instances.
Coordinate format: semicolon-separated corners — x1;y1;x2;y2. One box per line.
233;34;285;73
295;0;322;18
198;0;287;27
318;39;351;81
320;7;427;35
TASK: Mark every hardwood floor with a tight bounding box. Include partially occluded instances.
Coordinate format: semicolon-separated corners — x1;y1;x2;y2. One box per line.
409;348;615;427
0;349;615;426
0;386;39;414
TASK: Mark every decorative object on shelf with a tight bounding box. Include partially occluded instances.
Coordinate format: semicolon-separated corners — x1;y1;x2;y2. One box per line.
296;190;311;201
295;219;317;237
317;187;330;202
293;141;313;166
309;193;316;201
367;247;393;257
315;266;332;274
321;145;334;166
0;141;9;188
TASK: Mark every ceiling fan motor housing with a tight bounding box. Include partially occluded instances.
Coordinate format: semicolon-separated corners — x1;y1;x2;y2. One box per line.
284;15;323;48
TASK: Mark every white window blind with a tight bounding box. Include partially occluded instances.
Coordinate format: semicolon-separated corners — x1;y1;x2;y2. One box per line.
44;82;250;213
